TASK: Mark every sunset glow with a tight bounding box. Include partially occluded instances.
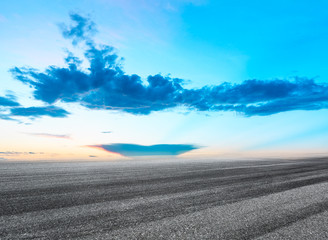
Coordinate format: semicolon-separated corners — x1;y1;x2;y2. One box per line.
1;0;328;161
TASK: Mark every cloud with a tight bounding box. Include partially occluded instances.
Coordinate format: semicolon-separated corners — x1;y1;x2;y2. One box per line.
0;93;68;121
10;106;69;118
0;151;42;156
193;79;328;116
0;113;18;121
0;95;21;121
0;95;20;107
10;14;328;117
89;143;199;156
59;13;97;45
27;133;71;139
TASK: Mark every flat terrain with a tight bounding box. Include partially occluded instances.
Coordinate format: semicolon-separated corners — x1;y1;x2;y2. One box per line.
0;157;328;239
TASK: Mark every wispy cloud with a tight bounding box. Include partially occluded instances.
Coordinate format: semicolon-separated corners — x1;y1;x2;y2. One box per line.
10;106;69;118
88;143;199;156
26;133;71;139
9;13;328;117
0;93;69;121
0;95;20;107
59;13;97;45
102;131;112;134
0;151;43;156
0;113;18;122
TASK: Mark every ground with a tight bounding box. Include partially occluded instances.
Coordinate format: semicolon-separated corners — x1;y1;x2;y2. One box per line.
1;157;328;239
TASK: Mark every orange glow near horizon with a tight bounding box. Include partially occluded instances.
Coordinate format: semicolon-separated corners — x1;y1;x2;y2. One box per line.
85;145;124;157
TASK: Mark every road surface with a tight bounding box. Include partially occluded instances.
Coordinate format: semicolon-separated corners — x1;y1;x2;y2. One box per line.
1;157;328;239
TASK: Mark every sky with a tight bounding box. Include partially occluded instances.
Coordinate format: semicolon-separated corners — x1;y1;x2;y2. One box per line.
0;0;328;161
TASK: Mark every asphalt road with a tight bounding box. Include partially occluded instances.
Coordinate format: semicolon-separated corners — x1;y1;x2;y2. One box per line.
0;157;328;239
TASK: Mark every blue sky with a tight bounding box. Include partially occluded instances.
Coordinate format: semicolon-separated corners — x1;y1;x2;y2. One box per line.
0;0;327;160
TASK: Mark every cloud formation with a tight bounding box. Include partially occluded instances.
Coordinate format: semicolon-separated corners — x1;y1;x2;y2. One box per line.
59;13;97;45
0;113;17;121
0;95;21;121
89;143;198;156
0;151;42;156
0;95;20;107
10;106;69;118
10;14;328;116
0;92;68;122
27;133;71;139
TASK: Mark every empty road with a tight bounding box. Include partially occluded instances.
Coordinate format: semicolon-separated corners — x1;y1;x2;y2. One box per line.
1;157;328;239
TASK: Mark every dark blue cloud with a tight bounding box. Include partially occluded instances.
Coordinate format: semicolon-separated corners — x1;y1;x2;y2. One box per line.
10;106;69;118
90;143;199;156
9;14;328;117
0;95;20;107
183;78;328;116
59;13;97;45
0;95;20;121
0;92;68;121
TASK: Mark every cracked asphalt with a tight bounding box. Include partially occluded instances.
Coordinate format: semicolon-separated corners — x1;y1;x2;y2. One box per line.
0;157;328;239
